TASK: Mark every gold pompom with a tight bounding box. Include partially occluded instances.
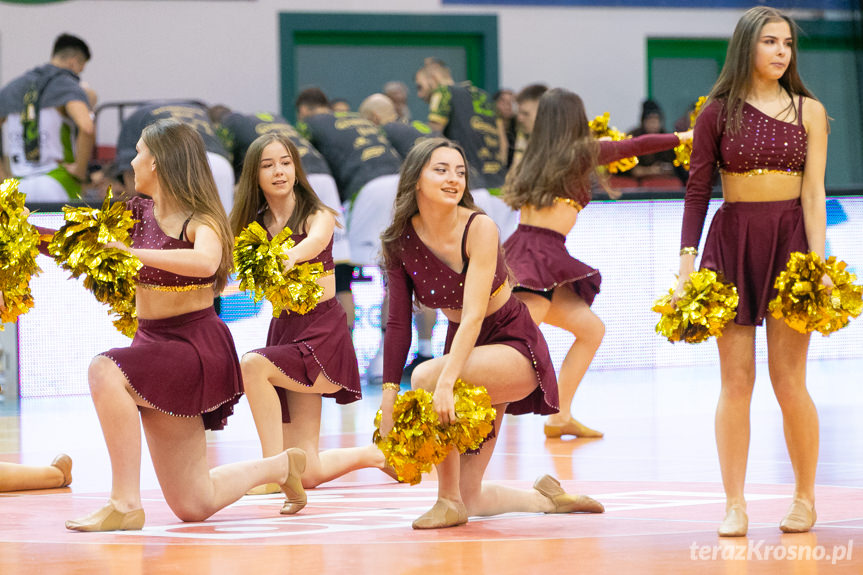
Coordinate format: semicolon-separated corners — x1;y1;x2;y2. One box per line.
47;188;141;337
589;113;638;174
233;222;325;317
373;379;497;485
653;269;739;343
769;251;862;336
0;179;42;328
673;96;707;171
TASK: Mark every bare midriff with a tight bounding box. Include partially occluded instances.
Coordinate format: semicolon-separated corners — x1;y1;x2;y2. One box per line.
720;172;803;203
439;281;510;324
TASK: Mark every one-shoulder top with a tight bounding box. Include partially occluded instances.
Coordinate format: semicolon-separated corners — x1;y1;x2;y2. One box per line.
681;97;808;249
382;211;508;384
129;197;217;291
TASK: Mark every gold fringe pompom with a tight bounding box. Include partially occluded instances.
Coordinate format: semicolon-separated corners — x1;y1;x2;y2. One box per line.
233;222;325;317
653;269;738;343
0;179;42;328
589;113;638;174
373;379;497;485
673;96;707;171
47;188;141;338
769;251;863;335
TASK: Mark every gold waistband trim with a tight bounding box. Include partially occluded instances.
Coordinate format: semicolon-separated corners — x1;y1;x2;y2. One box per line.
553;197;584;212
490;281;506;299
720;169;803;177
138;282;214;292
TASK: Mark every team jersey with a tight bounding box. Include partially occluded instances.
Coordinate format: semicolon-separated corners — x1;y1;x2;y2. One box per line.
298;111;401;203
427;82;506;190
381;120;436;158
114;102;229;172
217;112;331;179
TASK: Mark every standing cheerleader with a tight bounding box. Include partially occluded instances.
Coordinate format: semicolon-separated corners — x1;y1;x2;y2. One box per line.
675;7;828;536
503;88;690;438
27;119;304;531
379;137;604;529
231;134;388;506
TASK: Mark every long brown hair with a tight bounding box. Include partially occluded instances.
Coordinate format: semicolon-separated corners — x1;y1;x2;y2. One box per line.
708;6;814;134
503;88;599;210
380;137;478;269
141;119;233;293
229;133;337;237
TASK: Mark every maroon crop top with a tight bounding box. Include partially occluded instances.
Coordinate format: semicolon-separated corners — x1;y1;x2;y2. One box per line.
382;211;508;384
129;197;218;290
681;98;808;249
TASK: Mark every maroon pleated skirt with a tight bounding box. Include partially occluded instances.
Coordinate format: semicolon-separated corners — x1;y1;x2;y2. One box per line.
503;224;602;305
444;296;559;416
249;297;361;423
101;307;243;431
700;198;809;326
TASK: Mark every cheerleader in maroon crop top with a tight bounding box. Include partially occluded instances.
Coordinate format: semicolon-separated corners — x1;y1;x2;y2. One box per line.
57;120;305;532
503;88;691;440
228;133;389;504
379;137;603;530
674;7;828;537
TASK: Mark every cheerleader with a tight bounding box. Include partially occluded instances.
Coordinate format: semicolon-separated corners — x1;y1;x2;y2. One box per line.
503;88;690;439
675;7;828;536
231;133;391;506
379;137;604;529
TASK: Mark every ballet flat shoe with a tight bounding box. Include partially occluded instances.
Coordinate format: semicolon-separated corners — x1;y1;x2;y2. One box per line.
718;504;748;537
411;499;468;530
780;499;816;533
246;483;281;496
543;418;604;439
279;448;307;515
51;453;73;487
65;502;145;532
533;474;605;514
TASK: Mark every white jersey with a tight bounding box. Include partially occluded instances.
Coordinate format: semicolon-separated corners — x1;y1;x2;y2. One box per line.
3;108;75;177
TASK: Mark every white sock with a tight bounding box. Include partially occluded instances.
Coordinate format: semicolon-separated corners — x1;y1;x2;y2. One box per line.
418;339;432;357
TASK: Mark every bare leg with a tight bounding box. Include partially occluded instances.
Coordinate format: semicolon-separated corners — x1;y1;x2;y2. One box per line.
715;322;756;536
241;352;340;458
85;355;147;513
543;288;604;434
408;345;603;526
0;461;66;492
765;316;818;531
280;391;385;488
140;410;293;522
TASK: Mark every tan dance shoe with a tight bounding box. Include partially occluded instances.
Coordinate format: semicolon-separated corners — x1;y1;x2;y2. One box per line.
543;418;604;439
51;453;73;488
65;502;145;532
411;499;469;529
533;474;605;513
246;483;281;496
718;504;748;537
780;499;816;533
279;448;307;515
